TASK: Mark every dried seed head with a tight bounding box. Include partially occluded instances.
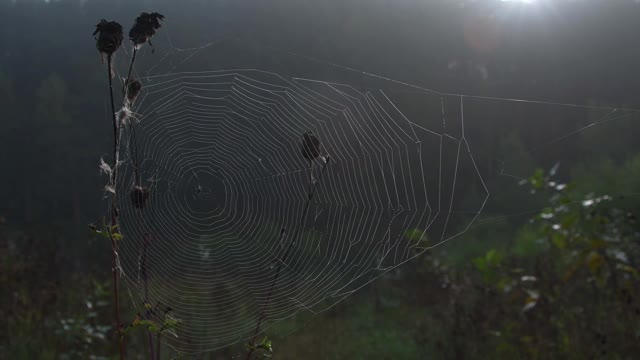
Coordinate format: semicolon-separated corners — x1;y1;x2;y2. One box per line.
129;12;165;47
301;132;321;161
130;185;150;209
126;79;143;103
93;19;124;56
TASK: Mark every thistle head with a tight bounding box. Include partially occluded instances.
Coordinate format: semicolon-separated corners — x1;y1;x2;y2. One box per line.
93;19;124;57
129;12;165;47
130;185;150;209
301;132;321;161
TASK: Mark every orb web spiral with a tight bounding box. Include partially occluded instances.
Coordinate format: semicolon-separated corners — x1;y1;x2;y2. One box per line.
116;69;487;353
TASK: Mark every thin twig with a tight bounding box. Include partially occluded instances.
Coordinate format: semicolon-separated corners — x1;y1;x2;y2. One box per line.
156;332;162;360
123;45;156;358
140;232;155;360
246;157;331;359
130;123;141;186
123;47;138;95
124;47;143;187
107;53;126;360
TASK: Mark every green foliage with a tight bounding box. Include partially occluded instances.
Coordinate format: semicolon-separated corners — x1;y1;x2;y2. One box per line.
5;155;639;359
1;226;115;359
246;336;273;359
55;281;112;359
122;303;181;336
473;249;504;285
90;222;123;242
277;165;640;359
461;166;640;358
404;227;428;243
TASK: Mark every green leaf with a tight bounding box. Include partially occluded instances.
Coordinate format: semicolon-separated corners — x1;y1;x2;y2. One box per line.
589;239;606;250
520;335;534;343
585;251;604;273
404;228;428;243
529;168;545;189
88;224;100;233
551;233;566;249
485;249;503;266
138;319;160;333
160;315;181;332
473;257;487;272
618;265;639;279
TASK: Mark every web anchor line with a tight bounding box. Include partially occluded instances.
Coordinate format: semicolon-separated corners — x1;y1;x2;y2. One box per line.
238;38;640;114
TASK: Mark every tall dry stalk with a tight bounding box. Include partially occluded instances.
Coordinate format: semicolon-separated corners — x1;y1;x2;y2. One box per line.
94;19;126;359
246;137;330;359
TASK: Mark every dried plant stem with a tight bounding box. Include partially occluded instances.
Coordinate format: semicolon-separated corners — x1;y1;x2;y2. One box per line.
156;333;162;360
123;47;156;359
107;53;126;360
124;47;143;189
246;157;330;359
140;231;156;360
124;47;138;94
147;332;155;360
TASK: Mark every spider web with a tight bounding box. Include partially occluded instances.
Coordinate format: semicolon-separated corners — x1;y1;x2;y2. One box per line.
110;32;640;356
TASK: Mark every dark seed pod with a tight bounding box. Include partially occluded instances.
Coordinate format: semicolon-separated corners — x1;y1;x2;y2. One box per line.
129;12;165;47
301;132;321;161
130;185;150;209
93;20;124;56
126;79;143;104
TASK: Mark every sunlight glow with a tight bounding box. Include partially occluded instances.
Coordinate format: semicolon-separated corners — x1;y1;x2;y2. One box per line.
501;0;537;4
